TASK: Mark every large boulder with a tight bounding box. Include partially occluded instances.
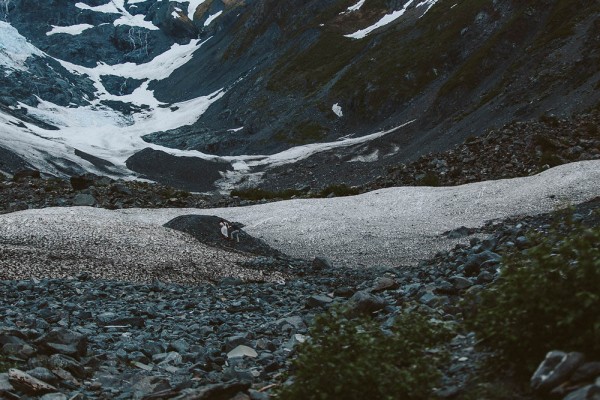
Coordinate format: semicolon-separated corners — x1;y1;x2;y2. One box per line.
164;214;284;257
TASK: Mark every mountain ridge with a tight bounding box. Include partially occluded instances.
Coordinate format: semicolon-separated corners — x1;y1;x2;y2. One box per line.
0;0;598;192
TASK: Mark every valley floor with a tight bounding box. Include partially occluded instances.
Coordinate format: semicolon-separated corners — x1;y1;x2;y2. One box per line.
1;160;599;400
1;160;598;276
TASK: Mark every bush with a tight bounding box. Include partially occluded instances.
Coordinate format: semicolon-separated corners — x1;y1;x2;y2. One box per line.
465;217;600;374
277;308;451;400
0;354;18;373
230;187;303;201
318;184;360;198
538;114;560;127
538;151;563;168
417;171;440;186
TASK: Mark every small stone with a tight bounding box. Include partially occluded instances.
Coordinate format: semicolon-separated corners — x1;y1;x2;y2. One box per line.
571;362;600;384
531;351;585;393
284;334;306;351
8;368;57;395
305;295;333;308
40;393;68;400
371;277;399;293
225;335;250;352
449;276;472;290
72;193;97;207
169;338;190;354
333;287;355;298
227;345;258;359
562;384;600;400
0;373;15;392
312;257;333;270
346;291;387;316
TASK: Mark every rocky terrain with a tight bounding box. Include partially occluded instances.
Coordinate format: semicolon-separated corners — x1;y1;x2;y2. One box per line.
1;197;599;399
224;110;600;198
1;0;599;398
0;142;600;399
2;110;599;213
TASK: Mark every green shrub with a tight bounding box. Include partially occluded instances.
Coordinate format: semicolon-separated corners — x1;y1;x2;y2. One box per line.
318;184;360;198
583;121;598;135
230;187;303;201
277;308;451;400
538;114;560;127
465;217;600;375
417;171;440;187
0;354;18;373
538;151;563;168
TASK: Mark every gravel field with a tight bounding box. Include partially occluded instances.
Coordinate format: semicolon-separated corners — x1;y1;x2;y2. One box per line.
1;160;599;279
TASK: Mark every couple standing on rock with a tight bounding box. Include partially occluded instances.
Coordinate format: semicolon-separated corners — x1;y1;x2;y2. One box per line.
220;220;240;244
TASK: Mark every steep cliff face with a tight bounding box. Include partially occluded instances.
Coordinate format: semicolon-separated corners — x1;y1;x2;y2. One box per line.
0;0;598;190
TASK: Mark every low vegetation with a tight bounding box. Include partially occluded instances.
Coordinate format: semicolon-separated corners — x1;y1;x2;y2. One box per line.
465;213;600;375
230;184;359;201
277;308;451;400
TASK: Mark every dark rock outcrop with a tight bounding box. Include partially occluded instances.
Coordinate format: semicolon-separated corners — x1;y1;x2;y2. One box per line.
164;214;283;257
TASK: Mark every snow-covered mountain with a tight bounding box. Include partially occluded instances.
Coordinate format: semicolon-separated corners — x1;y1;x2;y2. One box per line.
0;0;599;192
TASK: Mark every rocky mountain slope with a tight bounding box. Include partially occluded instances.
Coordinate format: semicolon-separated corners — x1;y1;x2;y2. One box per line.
1;0;599;191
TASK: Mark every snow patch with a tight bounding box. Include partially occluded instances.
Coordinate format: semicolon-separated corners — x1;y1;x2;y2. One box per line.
344;0;438;39
228;127;244;132
204;10;223;26
349;150;379;163
416;0;439;17
0;22;44;74
332;103;343;117
76;0;159;30
46;24;95;36
341;0;365;14
187;0;206;20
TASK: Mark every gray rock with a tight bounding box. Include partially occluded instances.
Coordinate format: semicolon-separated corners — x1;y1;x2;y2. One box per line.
272;316;307;333
169;338;190;354
333;286;355;298
571;362;600;384
36;328;87;358
562;384;600;400
312;256;333;270
419;292;448;307
40;393;68;400
72;193;97;206
449;275;473;290
476;270;495;284
26;368;58;385
225;335;251;352
8;368;57;395
0;373;15;392
47;354;86;379
346;291;387;316
227;345;258;359
154;351;182;366
463;250;501;276
531;351;586;392
305;294;333;308
371;277;399;293
284;334;306;351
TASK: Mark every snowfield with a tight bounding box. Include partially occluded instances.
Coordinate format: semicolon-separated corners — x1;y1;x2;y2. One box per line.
1;161;598;281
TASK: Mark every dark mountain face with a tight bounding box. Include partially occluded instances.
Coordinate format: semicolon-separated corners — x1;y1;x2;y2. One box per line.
0;0;598;191
174;0;599;157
